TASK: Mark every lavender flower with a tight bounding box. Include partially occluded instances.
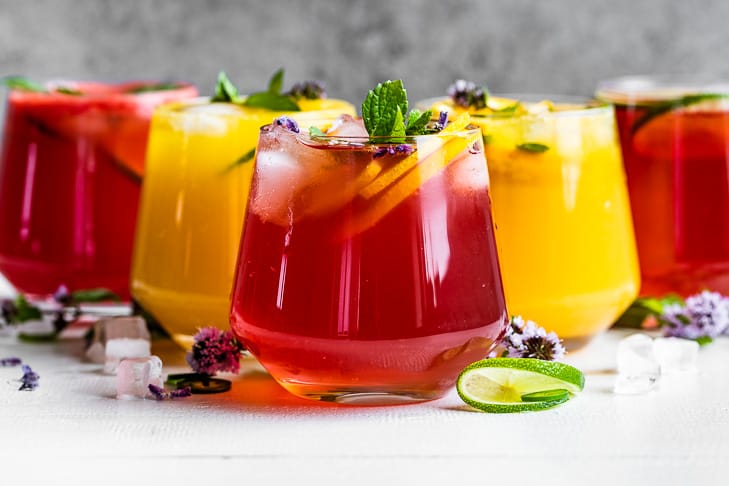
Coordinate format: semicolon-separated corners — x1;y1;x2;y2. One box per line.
186;327;244;376
1;357;22;367
432;110;449;131
447;79;488;109
285;80;327;100
19;364;39;391
661;290;729;343
273;116;300;133
148;384;192;401
500;316;566;361
372;144;414;159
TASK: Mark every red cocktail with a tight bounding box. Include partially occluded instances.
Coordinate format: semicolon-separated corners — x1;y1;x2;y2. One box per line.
0;80;197;298
598;76;729;296
229;115;508;404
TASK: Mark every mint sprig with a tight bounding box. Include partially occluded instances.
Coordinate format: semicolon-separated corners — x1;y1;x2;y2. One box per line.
517;142;550;153
2;76;47;93
361;80;434;138
211;69;301;111
243;68;300;111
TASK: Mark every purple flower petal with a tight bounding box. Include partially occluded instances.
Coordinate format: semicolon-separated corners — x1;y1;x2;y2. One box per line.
273;116;300;133
1;357;22;367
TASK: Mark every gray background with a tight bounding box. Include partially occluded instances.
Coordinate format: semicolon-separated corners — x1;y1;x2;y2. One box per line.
2;0;729;111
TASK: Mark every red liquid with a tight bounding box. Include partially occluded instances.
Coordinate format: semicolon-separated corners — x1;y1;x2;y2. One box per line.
614;104;729;295
0;83;197;298
230;136;507;402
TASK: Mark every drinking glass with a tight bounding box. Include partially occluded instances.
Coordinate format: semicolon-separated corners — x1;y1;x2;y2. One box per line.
229;117;508;404
597;76;729;296
0;81;197;299
130;98;354;349
421;95;640;348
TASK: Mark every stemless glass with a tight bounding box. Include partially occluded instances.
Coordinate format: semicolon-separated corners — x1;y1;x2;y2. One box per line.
0;80;197;299
421;95;640;348
130;98;354;349
597;76;729;296
229;118;508;404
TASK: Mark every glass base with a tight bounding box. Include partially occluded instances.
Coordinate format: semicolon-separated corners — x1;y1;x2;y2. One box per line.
278;381;444;405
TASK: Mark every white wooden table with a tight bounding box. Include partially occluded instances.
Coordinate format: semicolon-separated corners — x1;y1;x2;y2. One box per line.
1;327;727;486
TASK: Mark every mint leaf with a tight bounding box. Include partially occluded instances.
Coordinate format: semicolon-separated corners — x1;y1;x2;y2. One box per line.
405;109;432;136
126;83;181;94
268;68;284;94
211;71;241;103
391;108;406;139
517;142;549;153
14;295;42;322
55;86;82;95
71;288;120;303
244;92;300;111
2;76;47;93
362;80;409;137
309;126;326;138
696;336;714;346
222;148;256;174
613;295;684;329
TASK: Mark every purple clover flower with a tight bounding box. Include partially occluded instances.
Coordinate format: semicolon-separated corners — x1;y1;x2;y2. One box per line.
19;364;39;391
433;110;448;131
501;316;566;361
53;284;71;305
273;116;300;133
661;290;729;342
1;357;22;367
148;384;192;401
285;80;327;100
186;327;244;376
447;80;488;109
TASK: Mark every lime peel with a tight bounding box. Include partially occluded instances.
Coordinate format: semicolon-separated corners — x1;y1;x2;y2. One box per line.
456;358;584;413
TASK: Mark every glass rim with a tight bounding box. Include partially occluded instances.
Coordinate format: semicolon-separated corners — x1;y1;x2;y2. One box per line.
6;79;197;99
155;97;352;121
418;95;611;120
261;125;484;146
596;74;729;103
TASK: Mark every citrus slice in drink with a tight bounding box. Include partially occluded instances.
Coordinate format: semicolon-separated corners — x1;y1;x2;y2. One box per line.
456;358;584;413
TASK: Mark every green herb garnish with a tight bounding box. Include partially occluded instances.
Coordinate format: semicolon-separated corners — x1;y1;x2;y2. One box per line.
243;68;300;111
222;148;256;174
125;83;182;94
211;69;301;111
2;76;47;93
13;294;42;322
517;142;550;153
309;126;327;138
55;86;82;95
361;80;433;138
613;295;682;329
631;93;729;134
70;288;121;303
211;71;242;103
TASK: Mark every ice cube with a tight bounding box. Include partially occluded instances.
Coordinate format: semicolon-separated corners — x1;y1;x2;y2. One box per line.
653;337;699;375
614;333;660;395
169;102;245;135
116;356;164;400
95;316;151;373
326;114;368;137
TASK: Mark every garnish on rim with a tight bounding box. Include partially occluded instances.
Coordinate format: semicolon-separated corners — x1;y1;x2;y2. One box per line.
630;93;729;134
448;79;489;110
211;69;328;111
361;79;436;138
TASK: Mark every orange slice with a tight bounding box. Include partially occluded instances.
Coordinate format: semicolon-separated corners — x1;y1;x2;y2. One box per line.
345;129;480;236
358;113;472;200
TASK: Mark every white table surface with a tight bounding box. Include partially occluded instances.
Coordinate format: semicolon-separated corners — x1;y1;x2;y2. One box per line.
1;323;727;485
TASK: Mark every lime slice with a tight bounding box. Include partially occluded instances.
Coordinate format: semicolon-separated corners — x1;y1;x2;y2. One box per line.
456;358;584;413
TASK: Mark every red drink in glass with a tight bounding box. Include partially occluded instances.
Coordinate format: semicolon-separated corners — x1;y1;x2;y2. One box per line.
0;81;197;298
598;76;729;296
229;117;508;404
